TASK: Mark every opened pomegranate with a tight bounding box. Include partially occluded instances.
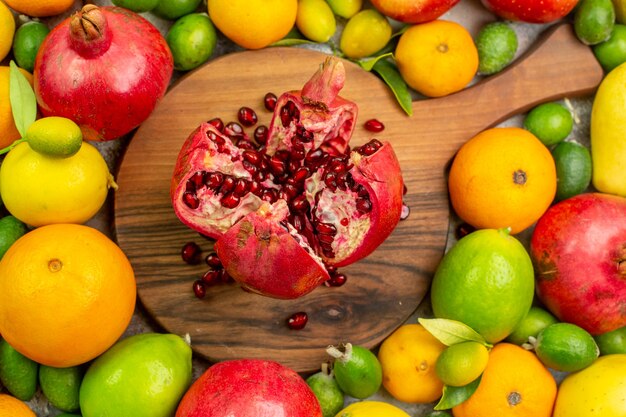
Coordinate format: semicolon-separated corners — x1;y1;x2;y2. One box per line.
171;58;404;299
34;5;173;141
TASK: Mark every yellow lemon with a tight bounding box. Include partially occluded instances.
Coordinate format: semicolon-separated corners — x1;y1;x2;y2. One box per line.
335;401;411;417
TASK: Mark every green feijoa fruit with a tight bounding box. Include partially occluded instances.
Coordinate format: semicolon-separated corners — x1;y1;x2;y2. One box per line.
0;338;38;401
340;9;392;59
24;116;83;158
39;365;84;412
523;102;573;146
506;305;558;345
435;341;489;387
552;141;592;202
152;0;202;20
475;21;518;75
534;322;600;372
167;13;217;71
0;215;27;259
112;0;160;12
79;333;192;417
12;21;50;73
575;0;616;45
296;0;336;43
306;366;344;417
594;326;626;354
327;343;382;399
326;0;363;18
594;24;626;72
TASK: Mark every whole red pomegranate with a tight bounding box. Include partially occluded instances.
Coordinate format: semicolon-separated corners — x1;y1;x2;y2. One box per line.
531;193;626;335
481;0;578;23
175;359;323;417
34;5;173;141
170;58;404;299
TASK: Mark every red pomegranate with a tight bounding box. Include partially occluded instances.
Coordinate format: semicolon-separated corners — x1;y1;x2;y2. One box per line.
175;359;323;417
34;5;173;141
170;58;404;299
530;193;626;335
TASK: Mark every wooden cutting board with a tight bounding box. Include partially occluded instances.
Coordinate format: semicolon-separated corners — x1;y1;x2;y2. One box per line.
113;23;603;372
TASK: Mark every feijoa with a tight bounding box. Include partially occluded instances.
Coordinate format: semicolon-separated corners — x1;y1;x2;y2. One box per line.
327;343;382;399
476;21;518;75
575;0;616;45
552;141;592;202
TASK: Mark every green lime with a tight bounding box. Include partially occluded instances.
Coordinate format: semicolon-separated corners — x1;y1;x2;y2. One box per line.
435;341;489;387
523;102;573;146
0;338;38;401
475;21;518;75
534;322;599;372
430;228;535;344
24;116;83;158
594;24;626;72
39;365;83;412
552;141;592;202
327;343;382;399
167;13;217;71
12;21;50;73
79;333;192;417
340;9;392;59
594;325;626;354
0;215;27;259
505;305;558;345
152;0;202;20
326;0;362;18
112;0;160;12
575;0;616;45
306;365;344;417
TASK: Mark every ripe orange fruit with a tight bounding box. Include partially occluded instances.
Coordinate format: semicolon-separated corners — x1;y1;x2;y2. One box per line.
0;224;136;368
395;20;478;97
208;0;297;49
0;66;33;149
0;393;35;417
452;343;557;417
448;127;556;234
0;1;15;62
3;0;74;17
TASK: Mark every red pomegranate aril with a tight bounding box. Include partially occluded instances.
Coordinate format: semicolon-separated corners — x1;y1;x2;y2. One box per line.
324;172;338;191
182;241;202;264
291;146;306;161
280;106;291;128
220;269;233;283
287;312;308;330
316;222;337;235
283;183;300;199
305;148;326;167
242;150;261;166
264;92;277;111
190;171;205;188
325;264;337;275
202;269;221;285
340;218;349;227
249;181;261;195
238;107;258;127
261;189;278;203
193;280;207;298
400;203;410;220
185;179;195;192
207;117;224;132
364;119;385;133
183;192;200;209
224;121;245;139
293;166;310;183
254;125;268;145
242;160;258;175
237;140;255;150
290;213;306;232
270;156;287;176
356;197;373;214
296;125;314;143
205;252;223;269
205;172;224;189
290;195;310;213
219;176;236;194
318;233;334;245
357;139;383;156
233;179;250;197
325;273;347;287
221;192;240;209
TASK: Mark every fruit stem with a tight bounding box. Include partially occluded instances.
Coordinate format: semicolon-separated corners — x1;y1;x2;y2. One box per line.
301;57;345;108
69;5;112;58
0;137;27;155
326;342;352;363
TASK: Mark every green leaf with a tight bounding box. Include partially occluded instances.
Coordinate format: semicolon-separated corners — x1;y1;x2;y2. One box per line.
356;52;393;72
370;59;413;116
270;38;315;47
9;61;37;137
434;376;482;410
391;24;410;40
418;318;488;346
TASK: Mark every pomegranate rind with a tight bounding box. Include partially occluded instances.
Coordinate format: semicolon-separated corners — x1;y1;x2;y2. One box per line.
215;201;330;299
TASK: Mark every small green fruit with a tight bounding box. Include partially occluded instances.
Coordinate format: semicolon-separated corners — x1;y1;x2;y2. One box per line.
534;322;599;372
594;24;626;72
506;306;558;345
167;13;217;71
0;338;38;401
327;343;382;399
112;0;160;12
551;141;592;202
326;0;362;18
306;365;344;417
12;21;50;73
39;365;84;412
523;102;573;146
435;341;489;387
594;326;626;354
476;21;518;75
340;9;392;59
575;0;616;45
24;116;83;158
0;215;27;259
152;0;202;20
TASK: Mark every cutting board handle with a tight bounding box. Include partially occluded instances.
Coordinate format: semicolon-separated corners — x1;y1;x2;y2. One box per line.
410;23;604;156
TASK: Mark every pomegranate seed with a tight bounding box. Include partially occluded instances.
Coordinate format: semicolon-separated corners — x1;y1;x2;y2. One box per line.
193;280;206;298
280;105;291;127
364;119;385;132
400;204;410;220
233;179;250;197
261;188;278;203
224;121;244;139
242;150;261;166
205;252;222;269
207;118;224;132
325;273;347;287
283;183;300;199
254;125;268;145
290;195;310;213
340;218;349;227
238;107;258;127
221;193;240;208
293;166;310;183
290;146;306;161
357;139;383;156
455;222;476;240
287;312;308;330
316;222;337;235
356;197;372;214
274;149;290;161
290;213;306;232
201;269;221;285
325;264;337;275
270;156;286;176
296;125;314;143
264;92;277;111
183;192;200;209
190;171;205;188
205;172;224;189
181;241;202;264
219;176;235;194
220;269;233;283
318;233;334;244
185;179;195;192
237;140;255;150
249;181;261;195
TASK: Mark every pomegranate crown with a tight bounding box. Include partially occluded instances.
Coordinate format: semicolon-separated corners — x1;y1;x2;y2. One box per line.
301;57;346;108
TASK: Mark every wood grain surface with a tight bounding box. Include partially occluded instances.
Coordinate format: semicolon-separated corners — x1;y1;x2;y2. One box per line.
113;23;603;372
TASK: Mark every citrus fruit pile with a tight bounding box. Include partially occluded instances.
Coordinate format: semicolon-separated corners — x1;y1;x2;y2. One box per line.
0;1;624;417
